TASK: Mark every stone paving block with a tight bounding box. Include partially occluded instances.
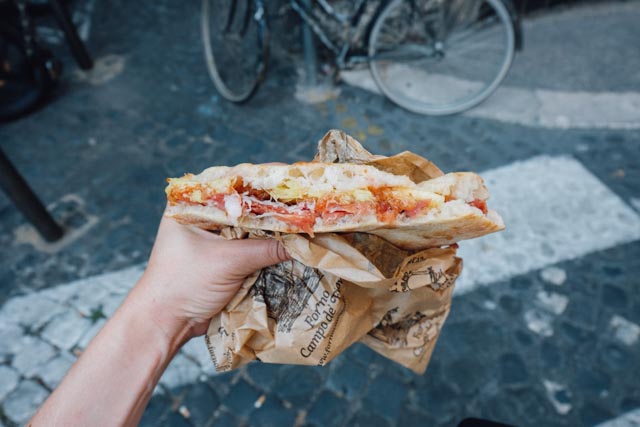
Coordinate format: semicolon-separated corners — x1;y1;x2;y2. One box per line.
397;407;438;427
362;374;408;421
34;351;76;389
524;308;555;337
415;378;458;423
179;382;220;426
160;410;192;427
11;336;57;377
535;291;569;315
574;368;612;397
580;402;615;426
0;323;24;361
248;395;297;427
540;339;565;373
347;411;392;427
559;321;596;346
306;390;350;427
499;294;523;316
499;353;529;385
0;365;20;401
540;267;567;286
542;379;573;415
598;343;635;372
67;281;111;317
3;380;49;425
245;361;283;392
38;282;84;304
609;315;640;346
326;359;369;399
139;392;171;427
206;370;235;398
602;284;627;311
480;391;526;426
159;353;201;390
274;365;323;406
224;378;261;416
181;337;213;368
0;294;66;331
212;409;244;427
41;309;93;350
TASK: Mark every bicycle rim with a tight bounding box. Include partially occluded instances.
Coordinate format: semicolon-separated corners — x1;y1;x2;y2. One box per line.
201;0;269;103
369;0;515;115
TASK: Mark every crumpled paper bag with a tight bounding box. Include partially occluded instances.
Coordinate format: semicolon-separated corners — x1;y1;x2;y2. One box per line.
204;130;462;374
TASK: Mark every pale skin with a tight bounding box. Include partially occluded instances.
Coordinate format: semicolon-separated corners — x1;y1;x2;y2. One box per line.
30;213;290;427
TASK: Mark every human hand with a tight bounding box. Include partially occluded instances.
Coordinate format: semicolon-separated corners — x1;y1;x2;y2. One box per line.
133;211;290;340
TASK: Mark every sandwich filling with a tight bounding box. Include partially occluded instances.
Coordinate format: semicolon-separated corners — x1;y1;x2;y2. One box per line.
166;164;490;235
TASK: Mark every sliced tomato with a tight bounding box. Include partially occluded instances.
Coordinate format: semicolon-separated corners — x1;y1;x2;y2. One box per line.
469;199;488;214
208;194;226;210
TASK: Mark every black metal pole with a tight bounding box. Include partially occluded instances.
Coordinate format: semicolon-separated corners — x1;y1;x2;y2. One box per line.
48;0;93;70
0;147;64;241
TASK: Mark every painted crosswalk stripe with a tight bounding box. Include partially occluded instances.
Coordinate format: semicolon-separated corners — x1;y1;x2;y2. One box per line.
340;69;640;129
455;155;640;294
595;408;640;427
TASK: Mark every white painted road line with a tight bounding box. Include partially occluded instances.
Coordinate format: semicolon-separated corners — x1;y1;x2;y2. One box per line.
340;69;640;129
455;155;640;294
2;155;640;394
596;408;640;427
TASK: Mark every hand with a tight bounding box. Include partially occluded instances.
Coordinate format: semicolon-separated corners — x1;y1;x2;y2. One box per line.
134;211;290;340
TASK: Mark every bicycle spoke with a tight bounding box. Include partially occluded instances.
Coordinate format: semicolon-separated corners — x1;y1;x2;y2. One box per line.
447;16;500;46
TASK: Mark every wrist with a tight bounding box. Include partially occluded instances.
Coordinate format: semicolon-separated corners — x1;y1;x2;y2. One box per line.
122;276;196;352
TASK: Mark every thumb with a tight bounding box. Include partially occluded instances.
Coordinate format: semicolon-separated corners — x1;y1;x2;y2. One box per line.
225;239;291;277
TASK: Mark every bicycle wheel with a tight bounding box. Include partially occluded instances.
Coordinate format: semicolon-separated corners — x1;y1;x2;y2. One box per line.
369;0;515;115
201;0;269;103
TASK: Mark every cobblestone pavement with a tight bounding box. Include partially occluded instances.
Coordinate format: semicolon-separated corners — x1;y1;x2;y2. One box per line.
1;1;639;426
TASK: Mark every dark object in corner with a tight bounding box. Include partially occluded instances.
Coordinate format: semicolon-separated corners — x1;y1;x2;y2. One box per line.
0;0;92;122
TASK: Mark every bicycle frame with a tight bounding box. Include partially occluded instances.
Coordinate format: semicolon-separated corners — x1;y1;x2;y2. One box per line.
288;0;522;69
289;0;391;69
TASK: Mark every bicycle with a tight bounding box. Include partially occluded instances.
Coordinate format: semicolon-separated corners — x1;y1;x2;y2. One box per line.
201;0;522;116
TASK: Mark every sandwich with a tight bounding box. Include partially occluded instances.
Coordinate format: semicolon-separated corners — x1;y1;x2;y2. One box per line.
165;162;504;249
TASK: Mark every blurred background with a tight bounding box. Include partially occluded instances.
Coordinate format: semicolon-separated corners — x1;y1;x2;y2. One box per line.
0;0;638;426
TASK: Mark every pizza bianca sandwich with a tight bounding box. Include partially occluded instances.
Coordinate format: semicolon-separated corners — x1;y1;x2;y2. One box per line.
165;162;504;247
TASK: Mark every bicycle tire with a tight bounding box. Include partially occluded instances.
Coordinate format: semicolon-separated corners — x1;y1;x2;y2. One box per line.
201;0;269;103
368;0;515;116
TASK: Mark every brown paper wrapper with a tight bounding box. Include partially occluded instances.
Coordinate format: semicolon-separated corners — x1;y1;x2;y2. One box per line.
204;130;461;374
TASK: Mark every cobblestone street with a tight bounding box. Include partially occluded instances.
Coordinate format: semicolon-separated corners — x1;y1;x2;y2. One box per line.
1;1;639;426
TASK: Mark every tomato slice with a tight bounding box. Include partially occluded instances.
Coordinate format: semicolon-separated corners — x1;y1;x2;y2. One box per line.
469;199;488;214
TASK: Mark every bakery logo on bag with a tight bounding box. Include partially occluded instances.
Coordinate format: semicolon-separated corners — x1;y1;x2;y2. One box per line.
250;261;323;333
300;279;344;363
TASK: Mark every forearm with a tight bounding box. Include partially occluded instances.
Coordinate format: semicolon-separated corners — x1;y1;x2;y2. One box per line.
30;281;193;427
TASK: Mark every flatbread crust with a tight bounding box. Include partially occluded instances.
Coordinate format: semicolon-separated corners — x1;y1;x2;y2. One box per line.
165;167;504;251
